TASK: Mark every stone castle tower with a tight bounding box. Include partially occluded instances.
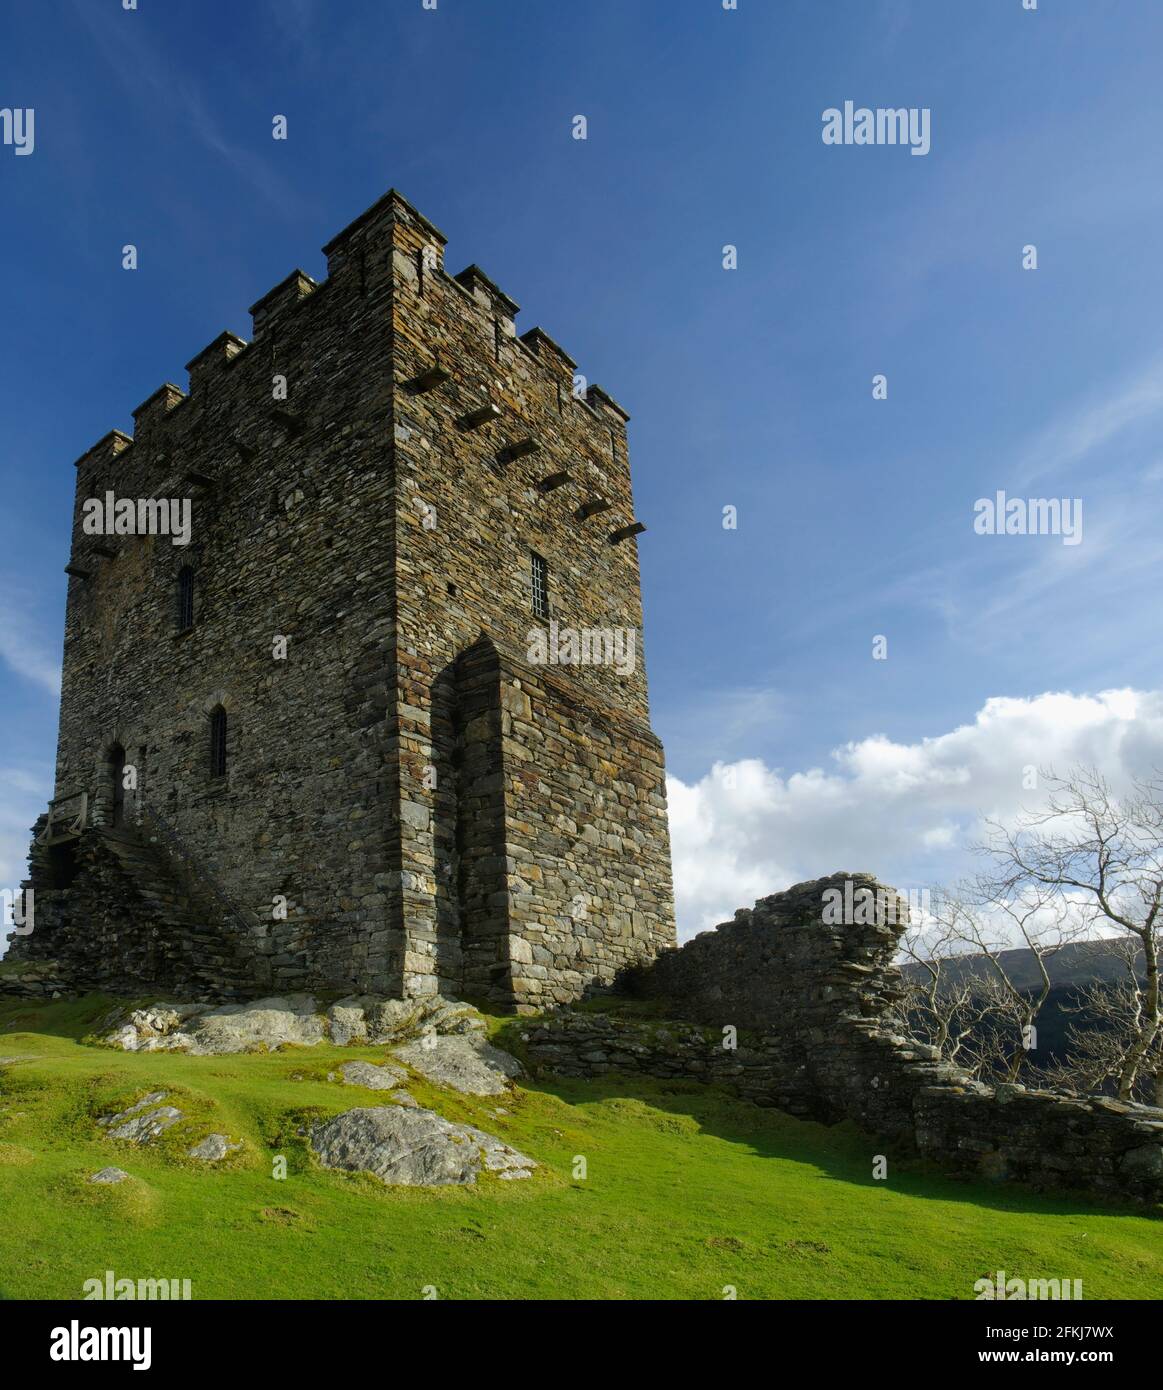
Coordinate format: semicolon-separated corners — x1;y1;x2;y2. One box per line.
11;190;676;1010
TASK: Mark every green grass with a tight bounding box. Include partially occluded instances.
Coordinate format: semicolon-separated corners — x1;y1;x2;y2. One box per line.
0;995;1159;1301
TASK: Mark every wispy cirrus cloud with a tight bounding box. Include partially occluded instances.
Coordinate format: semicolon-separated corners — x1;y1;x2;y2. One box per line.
1013;355;1163;489
69;0;307;221
0;593;61;697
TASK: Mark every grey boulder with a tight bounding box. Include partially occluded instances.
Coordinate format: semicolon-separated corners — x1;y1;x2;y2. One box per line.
99;1092;184;1141
392;1035;524;1096
334;1060;408;1091
89;1167;130;1184
310;1106;535;1186
188;1133;242;1162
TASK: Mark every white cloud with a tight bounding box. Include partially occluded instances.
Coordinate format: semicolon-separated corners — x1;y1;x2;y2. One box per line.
667;688;1163;940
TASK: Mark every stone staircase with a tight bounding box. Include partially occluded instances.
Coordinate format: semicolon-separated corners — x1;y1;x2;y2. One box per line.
99;827;258;998
10;818;262;1000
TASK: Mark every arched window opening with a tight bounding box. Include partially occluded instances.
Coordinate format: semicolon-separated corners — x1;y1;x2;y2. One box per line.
209;707;227;779
177;566;195;632
109;742;126;827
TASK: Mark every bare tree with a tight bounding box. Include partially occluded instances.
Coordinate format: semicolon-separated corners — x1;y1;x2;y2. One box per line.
900;916;1018;1079
901;887;1080;1081
1034;940;1161;1105
978;766;1163;1103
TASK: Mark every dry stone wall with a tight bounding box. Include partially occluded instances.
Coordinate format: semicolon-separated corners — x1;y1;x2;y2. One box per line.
523;873;1163;1204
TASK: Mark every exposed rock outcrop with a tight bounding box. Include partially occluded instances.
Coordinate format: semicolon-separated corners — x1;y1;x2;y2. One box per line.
309;1106;535;1186
333;1060;408;1091
188;1134;242;1162
392;1035;524;1095
102;994;486;1055
98;1092;184;1143
89;1167;130;1184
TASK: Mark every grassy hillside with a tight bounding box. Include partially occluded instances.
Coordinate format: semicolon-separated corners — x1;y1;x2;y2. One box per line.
0;994;1159;1301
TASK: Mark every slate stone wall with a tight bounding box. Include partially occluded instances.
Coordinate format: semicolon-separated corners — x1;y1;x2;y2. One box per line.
491;640;673;1010
381;195;675;1008
12;190;676;1007
8;826;256;999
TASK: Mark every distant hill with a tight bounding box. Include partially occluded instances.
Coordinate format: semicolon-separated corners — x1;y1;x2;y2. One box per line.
900;939;1143;992
900;940;1145;1067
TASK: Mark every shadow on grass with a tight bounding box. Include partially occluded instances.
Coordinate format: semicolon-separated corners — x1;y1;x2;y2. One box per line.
495;1023;1161;1225
0;994;125;1043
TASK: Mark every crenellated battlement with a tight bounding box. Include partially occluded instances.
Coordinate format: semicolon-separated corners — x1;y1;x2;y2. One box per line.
72;429;133;471
519;325;576;375
248;268;317;337
452;263;520;322
185;331;247;390
131;382;187;435
69;189;622;467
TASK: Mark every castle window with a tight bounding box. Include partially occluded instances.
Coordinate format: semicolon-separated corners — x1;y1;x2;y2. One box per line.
109;742;126;828
209;706;227;779
530;551;549;619
177;566;195;632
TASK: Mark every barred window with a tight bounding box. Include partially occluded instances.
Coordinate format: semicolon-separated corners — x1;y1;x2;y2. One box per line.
530;551;549;619
209;706;227;779
177;566;195;632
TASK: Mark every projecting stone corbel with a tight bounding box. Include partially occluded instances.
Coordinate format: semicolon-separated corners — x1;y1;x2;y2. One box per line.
183;469;215;490
576;498;612;522
458;403;501;430
64;563;93;581
403;363;450;393
497;437;541;465
609;521;647;545
537;470;571;492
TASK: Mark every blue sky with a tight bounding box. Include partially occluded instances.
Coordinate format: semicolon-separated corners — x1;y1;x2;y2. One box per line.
3;0;1163;937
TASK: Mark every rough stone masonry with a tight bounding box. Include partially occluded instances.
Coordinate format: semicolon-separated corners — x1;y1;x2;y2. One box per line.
525;874;1163;1204
7;188;676;1009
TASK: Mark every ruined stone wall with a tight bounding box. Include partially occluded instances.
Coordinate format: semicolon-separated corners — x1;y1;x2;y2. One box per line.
8;826;254;999
523;874;1163;1204
521;1011;794;1110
